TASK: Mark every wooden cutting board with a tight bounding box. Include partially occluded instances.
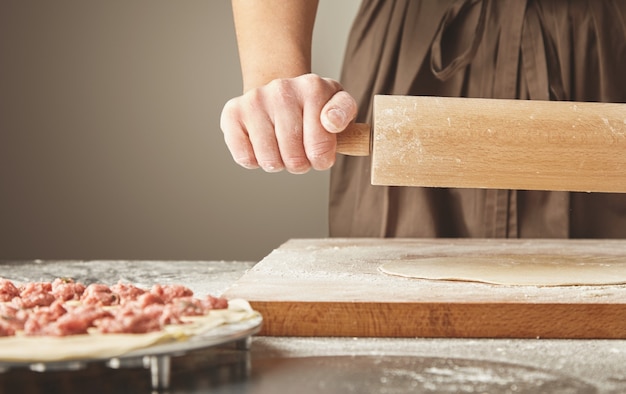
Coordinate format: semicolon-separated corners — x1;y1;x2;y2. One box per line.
223;238;626;339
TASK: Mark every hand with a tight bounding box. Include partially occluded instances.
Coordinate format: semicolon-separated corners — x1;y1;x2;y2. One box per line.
220;73;357;173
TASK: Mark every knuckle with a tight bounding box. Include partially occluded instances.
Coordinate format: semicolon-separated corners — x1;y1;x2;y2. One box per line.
268;77;291;92
245;88;265;109
282;156;311;174
307;140;334;158
306;140;335;170
220;99;240;129
299;75;341;110
268;78;298;106
286;123;303;140
220;98;236;116
298;74;326;92
299;73;320;84
309;80;328;96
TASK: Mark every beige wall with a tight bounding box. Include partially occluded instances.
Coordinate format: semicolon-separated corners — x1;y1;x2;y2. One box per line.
0;0;360;262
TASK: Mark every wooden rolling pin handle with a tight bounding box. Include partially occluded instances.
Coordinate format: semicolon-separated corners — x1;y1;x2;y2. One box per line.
335;123;371;156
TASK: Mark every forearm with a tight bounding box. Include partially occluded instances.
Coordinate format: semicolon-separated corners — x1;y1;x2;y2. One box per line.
231;0;319;92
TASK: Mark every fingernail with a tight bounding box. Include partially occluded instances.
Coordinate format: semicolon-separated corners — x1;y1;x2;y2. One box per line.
323;108;346;132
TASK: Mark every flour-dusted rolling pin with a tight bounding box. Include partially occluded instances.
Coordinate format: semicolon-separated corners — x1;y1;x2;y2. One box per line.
335;95;626;193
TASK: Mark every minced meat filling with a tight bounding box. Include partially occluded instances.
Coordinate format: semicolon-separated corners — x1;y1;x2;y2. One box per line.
0;278;228;337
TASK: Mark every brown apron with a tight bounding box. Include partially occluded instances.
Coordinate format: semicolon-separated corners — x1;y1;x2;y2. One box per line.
329;0;626;238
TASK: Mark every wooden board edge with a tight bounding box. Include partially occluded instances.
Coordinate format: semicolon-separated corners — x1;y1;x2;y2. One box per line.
250;301;626;339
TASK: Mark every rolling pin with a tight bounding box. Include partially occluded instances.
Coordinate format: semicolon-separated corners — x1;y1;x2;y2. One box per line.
335;95;626;193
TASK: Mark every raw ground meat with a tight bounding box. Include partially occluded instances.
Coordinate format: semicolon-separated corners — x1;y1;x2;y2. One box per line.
0;279;20;302
135;292;165;308
23;300;68;336
110;282;146;304
97;306;163;334
170;297;206;316
16;282;56;309
0;278;229;337
51;278;86;301
203;295;229;310
81;284;120;306
150;284;193;303
0;303;27;332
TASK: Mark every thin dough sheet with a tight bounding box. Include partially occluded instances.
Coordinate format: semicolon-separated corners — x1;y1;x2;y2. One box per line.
0;299;259;362
378;254;626;286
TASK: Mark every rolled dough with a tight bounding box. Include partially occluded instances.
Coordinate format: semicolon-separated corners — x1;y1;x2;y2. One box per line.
378;254;626;286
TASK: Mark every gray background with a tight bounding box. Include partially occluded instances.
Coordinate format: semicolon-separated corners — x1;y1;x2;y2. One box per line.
0;0;360;262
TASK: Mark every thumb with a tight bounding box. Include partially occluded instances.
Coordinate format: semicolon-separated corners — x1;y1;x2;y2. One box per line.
320;91;358;133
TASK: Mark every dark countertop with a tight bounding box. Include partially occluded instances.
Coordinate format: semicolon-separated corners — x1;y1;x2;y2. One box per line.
1;260;625;393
